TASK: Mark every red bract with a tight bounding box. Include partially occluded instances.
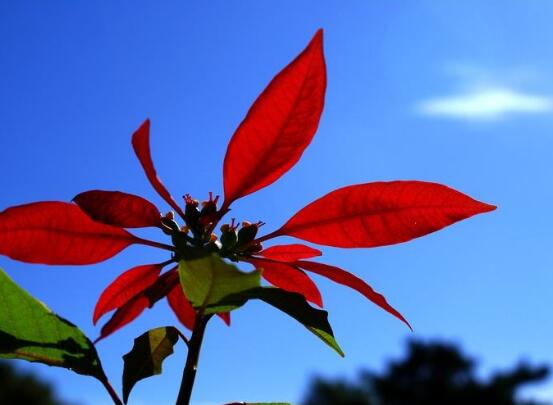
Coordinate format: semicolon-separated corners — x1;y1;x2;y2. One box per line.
93;263;166;325
73;190;162;229
0;29;495;340
258;244;322;262
246;257;323;307
222;30;326;209
0;202;140;265
261;181;496;248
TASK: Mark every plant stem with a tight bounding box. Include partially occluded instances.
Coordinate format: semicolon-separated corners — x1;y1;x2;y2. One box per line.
135;237;177;252
100;376;123;405
176;314;212;405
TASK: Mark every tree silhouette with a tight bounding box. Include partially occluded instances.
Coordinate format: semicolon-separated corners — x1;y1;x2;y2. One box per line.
304;341;550;405
0;361;74;405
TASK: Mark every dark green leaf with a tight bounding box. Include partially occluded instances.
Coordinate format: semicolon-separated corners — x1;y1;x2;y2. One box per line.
211;287;344;357
122;326;181;404
178;253;261;311
0;267;105;379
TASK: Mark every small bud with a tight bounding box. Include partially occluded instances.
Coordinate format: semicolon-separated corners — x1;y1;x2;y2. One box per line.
220;224;238;250
184;194;199;207
160;216;180;233
237;221;259;246
184;194;201;227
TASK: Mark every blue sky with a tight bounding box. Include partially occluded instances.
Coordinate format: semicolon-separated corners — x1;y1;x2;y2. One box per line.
1;1;553;404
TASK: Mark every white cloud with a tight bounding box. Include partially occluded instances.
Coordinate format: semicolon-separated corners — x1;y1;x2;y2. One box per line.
416;87;553;120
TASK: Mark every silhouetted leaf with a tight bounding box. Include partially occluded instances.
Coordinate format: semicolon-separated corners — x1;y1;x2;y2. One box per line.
178;254;261;311
0;267;105;380
122;326;181;404
210;287;344;356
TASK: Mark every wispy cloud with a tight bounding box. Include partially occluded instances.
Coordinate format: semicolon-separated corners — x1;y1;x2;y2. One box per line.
415;64;553;121
417;87;553;120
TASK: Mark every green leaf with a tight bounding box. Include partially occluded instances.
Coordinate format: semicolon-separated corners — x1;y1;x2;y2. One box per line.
210;287;344;357
0;267;105;379
122;326;181;404
178;253;261;312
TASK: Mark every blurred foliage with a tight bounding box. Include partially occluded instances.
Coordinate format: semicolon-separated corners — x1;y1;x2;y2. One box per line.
0;361;74;405
304;340;550;405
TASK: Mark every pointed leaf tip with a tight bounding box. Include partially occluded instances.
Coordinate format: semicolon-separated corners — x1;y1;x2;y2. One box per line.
275;181;495;248
296;260;412;330
210;287;343;356
131;119;185;219
223;30;326;206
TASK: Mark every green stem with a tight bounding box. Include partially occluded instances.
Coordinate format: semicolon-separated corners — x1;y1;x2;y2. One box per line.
176;314;212;405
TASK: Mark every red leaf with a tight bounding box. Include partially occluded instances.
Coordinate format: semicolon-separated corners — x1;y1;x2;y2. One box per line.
73;190;161;228
271;181;496;248
96;268;178;342
258;243;322;262
95;294;151;343
132;120;186;219
296;260;411;330
222;29;326;207
167;282;196;331
217;312;231;326
0;201;138;265
167;281;230;329
93;263;164;324
248;258;323;307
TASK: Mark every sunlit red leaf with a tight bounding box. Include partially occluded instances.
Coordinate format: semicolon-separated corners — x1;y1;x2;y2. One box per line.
95;268;178;342
132;120;186;219
95;295;151;343
93;263;165;325
0;201;138;265
73;190;161;228
167;282;196;331
269;181;496;248
296;260;411;330
222;29;326;207
247;258;323;307
258;243;322;262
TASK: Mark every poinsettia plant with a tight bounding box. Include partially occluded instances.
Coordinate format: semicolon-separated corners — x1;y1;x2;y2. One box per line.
0;30;495;405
